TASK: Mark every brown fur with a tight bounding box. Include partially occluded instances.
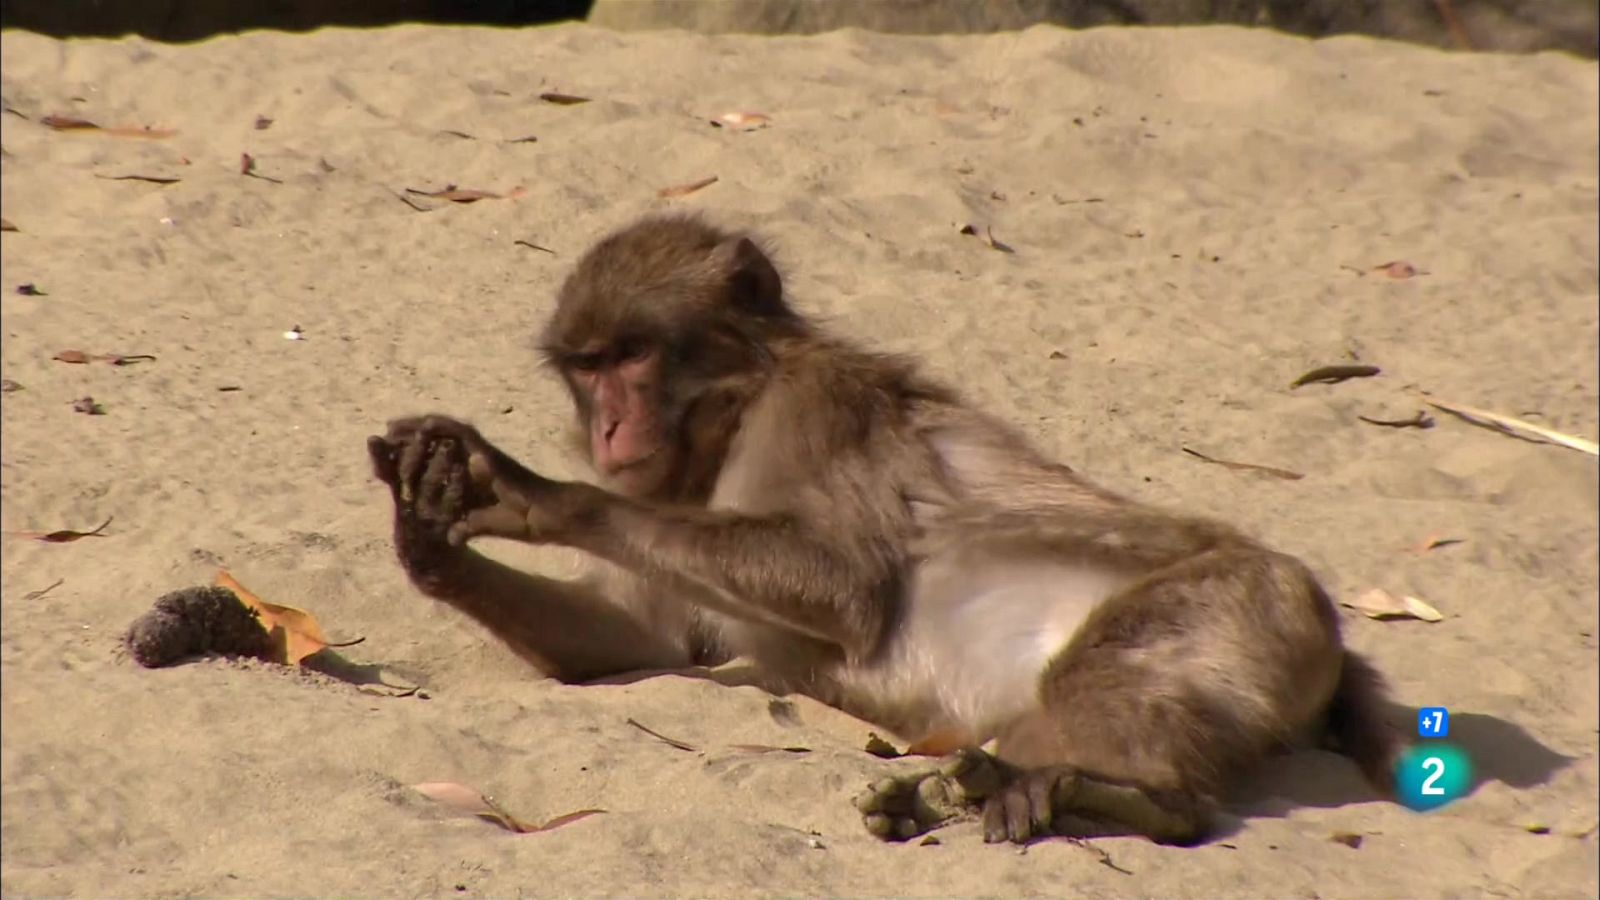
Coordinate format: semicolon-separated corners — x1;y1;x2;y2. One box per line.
367;212;1402;844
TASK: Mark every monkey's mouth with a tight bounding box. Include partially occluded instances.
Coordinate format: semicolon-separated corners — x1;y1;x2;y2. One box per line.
601;444;664;476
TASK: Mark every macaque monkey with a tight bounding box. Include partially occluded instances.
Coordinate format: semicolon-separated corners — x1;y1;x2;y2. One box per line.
367;213;1402;844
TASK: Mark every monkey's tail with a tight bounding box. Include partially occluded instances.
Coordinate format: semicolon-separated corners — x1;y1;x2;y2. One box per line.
1325;651;1404;795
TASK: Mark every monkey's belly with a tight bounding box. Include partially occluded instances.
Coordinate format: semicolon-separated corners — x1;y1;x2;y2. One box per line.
853;555;1133;741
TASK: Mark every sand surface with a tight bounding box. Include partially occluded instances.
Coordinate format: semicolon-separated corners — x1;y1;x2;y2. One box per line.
1;21;1597;899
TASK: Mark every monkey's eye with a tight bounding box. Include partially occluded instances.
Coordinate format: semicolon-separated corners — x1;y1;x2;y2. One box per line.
568;352;604;372
615;339;652;363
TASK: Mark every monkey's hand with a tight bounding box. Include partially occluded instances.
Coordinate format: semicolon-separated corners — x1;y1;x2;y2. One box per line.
369;416;573;559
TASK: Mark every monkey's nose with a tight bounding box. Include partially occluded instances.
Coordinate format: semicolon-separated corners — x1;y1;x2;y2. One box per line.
603;418;621;443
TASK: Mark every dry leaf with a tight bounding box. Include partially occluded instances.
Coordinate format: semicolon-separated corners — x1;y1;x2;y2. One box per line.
1290;364;1381;388
657;175;718;199
1;379;23;392
71;396;106;415
41;114;176;139
6;515;113;543
1412;534;1464;554
958;223;1014;253
215;569;358;664
863;732;902;759
905;727;976;757
712;111;772;131
1420;394;1598;456
254;115;274;130
1181;447;1304;481
17;283;45;296
729;744;811;754
53;350;91;364
52;349;155;366
1331;832;1364;849
1358;411;1434;429
1;218;18;232
1374;261;1421;279
404;184;526;203
1342;588;1444;622
514;239;555;254
412;782;605;834
539;92;591;105
626;717;697;751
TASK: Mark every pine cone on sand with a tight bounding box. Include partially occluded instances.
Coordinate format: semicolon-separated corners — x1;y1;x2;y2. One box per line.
125;585;277;667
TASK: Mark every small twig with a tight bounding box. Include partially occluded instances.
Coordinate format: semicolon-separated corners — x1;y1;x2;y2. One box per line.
1421;394;1598;456
1064;836;1133;875
514;239;555;254
1181;447;1303;481
625;717;697;751
23;578;65;600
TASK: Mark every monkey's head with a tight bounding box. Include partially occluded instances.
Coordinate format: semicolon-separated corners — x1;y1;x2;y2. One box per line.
540;213;801;498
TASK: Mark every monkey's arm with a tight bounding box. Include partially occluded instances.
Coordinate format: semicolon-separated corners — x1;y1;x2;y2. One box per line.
408;548;693;682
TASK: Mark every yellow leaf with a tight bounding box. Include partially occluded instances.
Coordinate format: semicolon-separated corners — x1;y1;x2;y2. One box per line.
215;569;333;664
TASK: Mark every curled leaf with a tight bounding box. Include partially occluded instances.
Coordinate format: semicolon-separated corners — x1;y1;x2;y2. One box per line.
657;175;718;199
41;115;175;139
71;396;106;415
215;569;355;664
53;350;90;364
1358;411;1434;429
539;92;591;105
729;744;811;754
17;283;45;296
1342;588;1444;622
94;173;180;185
254;115;274;130
0;218;17;232
863;732;902;759
6;516;114;542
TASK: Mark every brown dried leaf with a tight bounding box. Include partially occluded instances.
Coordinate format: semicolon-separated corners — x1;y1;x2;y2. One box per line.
254;115;274;130
1;379;23;392
6;516;113;543
215;569;356;664
626;717;697;751
539;92;591;105
1331;832;1364;849
1290;364;1381;388
1;218;17;232
958;223;1014;253
52;349;155;366
17;283;45;296
1181;447;1303;481
657;175;718;199
412;782;605;834
71;396;106;415
40;114;99;131
1342;587;1443;622
729;744;811;754
53;349;91;364
514;239;555;254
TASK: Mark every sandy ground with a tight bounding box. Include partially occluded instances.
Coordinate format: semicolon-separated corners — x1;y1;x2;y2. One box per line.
1;21;1596;900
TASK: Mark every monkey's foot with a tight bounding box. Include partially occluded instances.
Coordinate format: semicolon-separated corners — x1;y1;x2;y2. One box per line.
853;747;1005;841
855;748;1202;845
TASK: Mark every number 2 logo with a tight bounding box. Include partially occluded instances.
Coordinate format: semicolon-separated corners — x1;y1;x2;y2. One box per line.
1397;745;1471;811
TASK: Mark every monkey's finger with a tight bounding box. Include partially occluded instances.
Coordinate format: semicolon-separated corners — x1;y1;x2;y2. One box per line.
419;439;458;515
466;452;538;513
1002;786;1034;843
396;435;430;500
448;505;529;546
367;436;400;487
1026;774;1055;835
981;797;1009;844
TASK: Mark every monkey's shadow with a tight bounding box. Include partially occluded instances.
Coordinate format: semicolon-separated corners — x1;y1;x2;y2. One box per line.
1231;707;1575;830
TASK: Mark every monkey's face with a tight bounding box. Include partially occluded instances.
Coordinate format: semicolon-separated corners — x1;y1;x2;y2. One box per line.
563;335;674;497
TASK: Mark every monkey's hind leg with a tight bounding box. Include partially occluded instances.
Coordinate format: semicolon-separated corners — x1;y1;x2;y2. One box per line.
853;748;1201;845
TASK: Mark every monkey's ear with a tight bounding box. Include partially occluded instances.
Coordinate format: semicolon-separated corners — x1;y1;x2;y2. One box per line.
710;236;785;317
